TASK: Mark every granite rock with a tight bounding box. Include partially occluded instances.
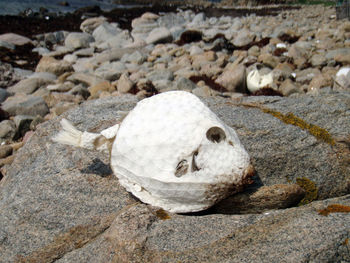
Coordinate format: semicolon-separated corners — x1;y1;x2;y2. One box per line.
0;92;350;262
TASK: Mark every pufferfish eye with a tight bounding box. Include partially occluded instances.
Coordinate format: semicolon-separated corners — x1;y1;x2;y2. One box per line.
206;126;226;143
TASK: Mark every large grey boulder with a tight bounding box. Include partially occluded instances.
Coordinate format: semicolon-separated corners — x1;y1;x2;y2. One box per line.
0;91;350;262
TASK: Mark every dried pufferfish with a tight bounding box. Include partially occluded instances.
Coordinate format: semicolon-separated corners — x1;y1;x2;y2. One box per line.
53;91;254;213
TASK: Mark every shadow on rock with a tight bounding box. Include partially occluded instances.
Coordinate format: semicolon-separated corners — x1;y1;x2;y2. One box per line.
80;158;113;177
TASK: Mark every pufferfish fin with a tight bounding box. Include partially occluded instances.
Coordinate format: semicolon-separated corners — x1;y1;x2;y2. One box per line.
52;118;119;153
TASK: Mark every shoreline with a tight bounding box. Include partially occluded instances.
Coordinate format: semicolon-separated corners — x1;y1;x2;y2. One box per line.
0;4;301;38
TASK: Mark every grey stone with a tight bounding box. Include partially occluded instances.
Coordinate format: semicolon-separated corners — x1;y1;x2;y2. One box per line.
116;73;134;94
73;47;94;57
192;12;206;24
173;77;197;91
1;92;350;262
151;79;173;92
0;88;10;103
295;68;321;84
145;27;173;45
0;120;16;140
121;50;147;64
233;29;255;47
44;46;74;58
0;40;15;50
64;32;94;50
32;47;50;55
310;53;327;67
94;47;136;64
35;56;73;76
92;22;121;43
158;13;187;28
146;70;174;82
95;61;126;81
0;62;24;89
67;73;104;87
80;16;107;34
46;82;74;92
28;72;57;82
7;78;52;95
2;95;49;117
0;145;13;159
68;85;90;100
13;68;33;78
215;64;247;93
131;16;158;34
192;86;212;97
0;33;32;46
43;31;66;45
29;115;45;130
279;79;302;96
325;48;350;60
102;31;133;48
13;115;35;139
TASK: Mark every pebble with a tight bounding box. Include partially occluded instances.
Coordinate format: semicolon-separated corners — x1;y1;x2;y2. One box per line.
0;33;33;46
0;145;13;159
64;32;94;50
7;77;52;95
13;115;35;138
0;5;348;146
2;95;49;117
35;56;73;76
80;16;107;34
0;120;16;140
216;64;246;92
116;73;134;94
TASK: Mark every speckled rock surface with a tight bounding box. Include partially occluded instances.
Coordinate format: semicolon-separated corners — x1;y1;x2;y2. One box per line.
0;91;350;262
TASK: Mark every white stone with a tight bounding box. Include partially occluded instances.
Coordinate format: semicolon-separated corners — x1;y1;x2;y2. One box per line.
92;22;122;43
146;27;173;45
189;45;204;56
80;16;108;34
246;69;273;93
64;54;78;64
53;91;252;213
65;32;94;50
0;33;32;46
192;13;206;24
276;43;287;49
334;67;350;89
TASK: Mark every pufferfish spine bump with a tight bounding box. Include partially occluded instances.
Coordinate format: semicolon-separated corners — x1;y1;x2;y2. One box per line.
53;91;254;213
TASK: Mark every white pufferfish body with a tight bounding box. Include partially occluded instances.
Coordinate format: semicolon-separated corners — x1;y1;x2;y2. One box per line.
53;91;253;213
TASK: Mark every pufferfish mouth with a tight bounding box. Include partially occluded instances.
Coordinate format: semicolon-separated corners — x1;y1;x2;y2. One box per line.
242;164;255;185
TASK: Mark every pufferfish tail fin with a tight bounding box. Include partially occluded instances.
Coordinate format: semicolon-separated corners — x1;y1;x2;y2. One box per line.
52;118;119;153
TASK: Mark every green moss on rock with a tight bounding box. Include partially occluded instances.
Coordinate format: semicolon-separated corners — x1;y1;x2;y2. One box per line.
296;177;318;206
262;109;335;145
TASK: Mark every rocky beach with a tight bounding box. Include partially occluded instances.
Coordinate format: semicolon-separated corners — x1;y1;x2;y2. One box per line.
0;2;350;262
